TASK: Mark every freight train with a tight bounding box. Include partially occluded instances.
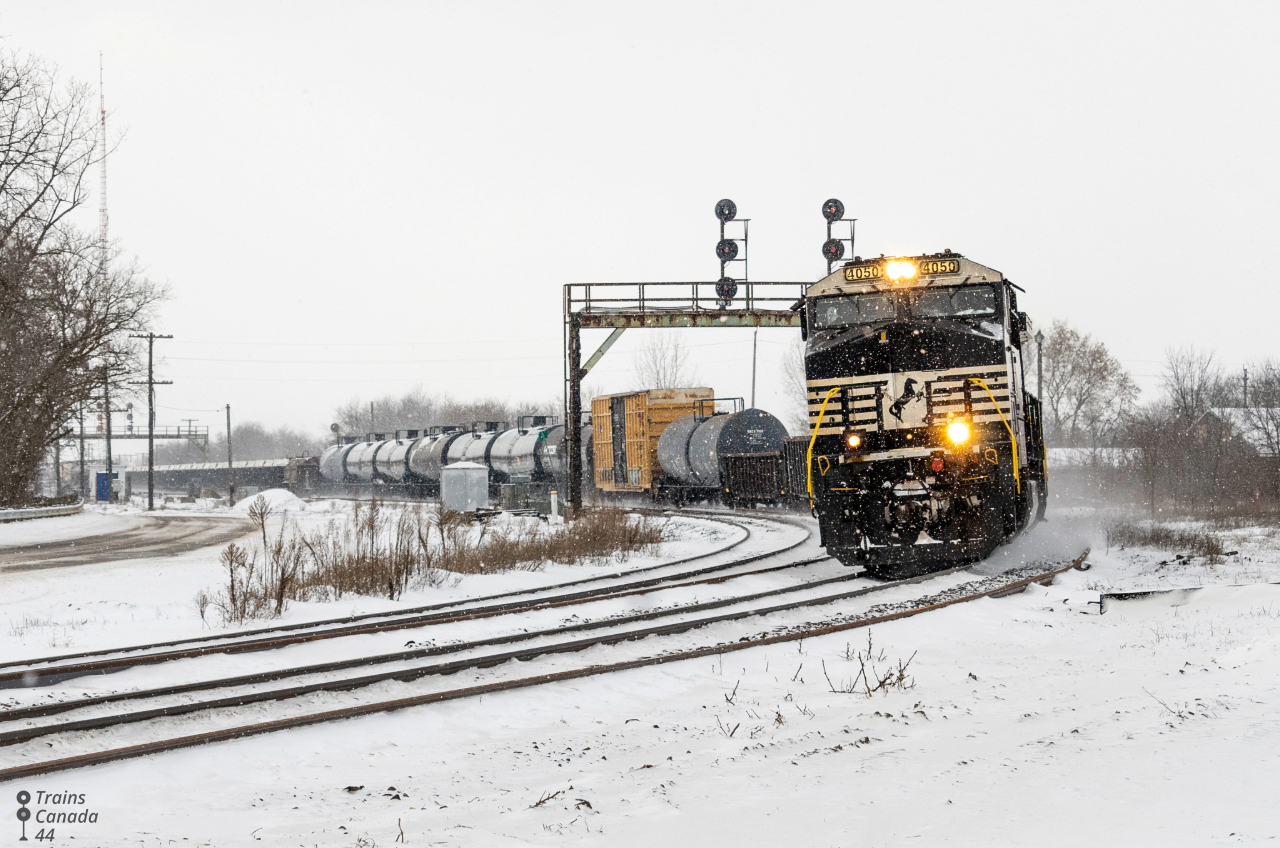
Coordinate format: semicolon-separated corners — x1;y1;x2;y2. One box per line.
797;250;1047;575
313;398;794;508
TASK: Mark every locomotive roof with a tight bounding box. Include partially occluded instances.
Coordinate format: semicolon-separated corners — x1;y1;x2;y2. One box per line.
806;251;1005;299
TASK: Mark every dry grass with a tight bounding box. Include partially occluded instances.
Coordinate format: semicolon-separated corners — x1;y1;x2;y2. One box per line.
1105;520;1226;560
200;497;666;625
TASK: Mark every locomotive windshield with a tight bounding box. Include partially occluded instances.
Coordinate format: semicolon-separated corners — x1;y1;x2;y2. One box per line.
910;284;996;319
812;292;896;330
811;284;998;331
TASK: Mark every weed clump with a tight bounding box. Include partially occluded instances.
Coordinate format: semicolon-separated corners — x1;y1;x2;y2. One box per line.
822;631;916;697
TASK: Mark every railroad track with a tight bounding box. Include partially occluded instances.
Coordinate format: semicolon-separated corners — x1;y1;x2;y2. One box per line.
0;511;812;687
0;545;1089;782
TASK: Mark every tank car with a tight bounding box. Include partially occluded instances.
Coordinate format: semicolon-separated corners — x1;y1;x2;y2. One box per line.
799;251;1047;576
317;418;577;502
489;416;563;485
656;407;790;500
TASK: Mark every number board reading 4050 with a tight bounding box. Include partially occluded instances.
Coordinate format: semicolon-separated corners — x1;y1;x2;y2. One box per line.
918;259;960;275
843;265;883;282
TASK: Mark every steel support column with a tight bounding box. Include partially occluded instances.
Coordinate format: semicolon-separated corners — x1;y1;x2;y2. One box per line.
566;315;583;512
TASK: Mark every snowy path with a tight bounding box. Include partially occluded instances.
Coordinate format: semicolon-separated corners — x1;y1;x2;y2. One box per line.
0;513;254;572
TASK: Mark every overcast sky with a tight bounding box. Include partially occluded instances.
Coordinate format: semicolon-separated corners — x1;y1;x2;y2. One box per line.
4;2;1277;437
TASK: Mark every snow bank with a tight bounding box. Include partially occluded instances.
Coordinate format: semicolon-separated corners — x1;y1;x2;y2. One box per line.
233;488;306;514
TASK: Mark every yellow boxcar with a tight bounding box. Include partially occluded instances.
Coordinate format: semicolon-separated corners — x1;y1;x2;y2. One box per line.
591;388;713;493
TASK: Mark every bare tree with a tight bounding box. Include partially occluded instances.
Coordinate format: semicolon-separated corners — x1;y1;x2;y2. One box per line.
779;335;809;434
333;388;556;439
632;330;697;389
1163;346;1228;421
1036;320;1138;447
0;51;162;505
1240;359;1280;460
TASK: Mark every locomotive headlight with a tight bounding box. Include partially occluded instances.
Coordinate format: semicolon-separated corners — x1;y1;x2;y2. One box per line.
885;259;918;281
946;420;971;444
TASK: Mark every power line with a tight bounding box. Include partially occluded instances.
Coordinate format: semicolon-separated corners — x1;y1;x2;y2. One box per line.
167;338;561;348
164;354;563;364
165;374;563;383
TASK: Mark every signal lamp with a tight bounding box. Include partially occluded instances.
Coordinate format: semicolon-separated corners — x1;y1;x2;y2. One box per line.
931;456;945;473
946;420;971;445
715;276;738;299
822;198;845;222
842;428;864;452
716;239;739;261
715;198;737;223
822;238;845;262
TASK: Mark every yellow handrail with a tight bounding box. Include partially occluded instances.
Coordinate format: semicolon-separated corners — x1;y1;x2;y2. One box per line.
806;387;842;507
969;377;1020;494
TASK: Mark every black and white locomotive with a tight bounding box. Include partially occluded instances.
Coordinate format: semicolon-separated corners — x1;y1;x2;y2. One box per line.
798;251;1047;575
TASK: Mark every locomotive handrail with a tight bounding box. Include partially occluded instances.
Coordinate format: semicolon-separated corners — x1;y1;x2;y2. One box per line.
969;378;1020;494
806;387;844;508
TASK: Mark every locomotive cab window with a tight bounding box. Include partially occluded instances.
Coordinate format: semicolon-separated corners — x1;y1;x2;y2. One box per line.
811;292;897;330
910;284;997;319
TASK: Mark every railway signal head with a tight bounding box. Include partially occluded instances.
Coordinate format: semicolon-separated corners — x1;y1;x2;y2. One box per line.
822;198;844;222
715;276;738;300
822;238;845;263
716;238;739;262
715;198;737;223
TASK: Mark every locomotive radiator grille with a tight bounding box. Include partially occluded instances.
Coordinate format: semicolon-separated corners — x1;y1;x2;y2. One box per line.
805;366;1011;436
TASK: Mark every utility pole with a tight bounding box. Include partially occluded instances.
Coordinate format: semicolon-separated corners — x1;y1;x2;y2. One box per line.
750;329;758;408
78;405;86;499
1034;329;1045;401
103;364;114;502
129;333;173;510
226;404;235;507
1243;367;1249;407
369;401;375;436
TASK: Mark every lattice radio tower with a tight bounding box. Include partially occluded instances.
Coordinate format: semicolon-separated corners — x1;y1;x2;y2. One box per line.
98;54;108;277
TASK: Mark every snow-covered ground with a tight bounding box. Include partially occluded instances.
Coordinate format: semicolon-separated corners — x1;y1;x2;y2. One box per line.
1;508;1278;845
0;499;756;664
0;509;138;548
